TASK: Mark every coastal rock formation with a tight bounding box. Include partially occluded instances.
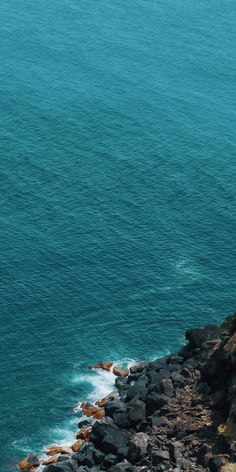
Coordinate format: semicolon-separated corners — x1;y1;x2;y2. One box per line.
19;312;236;472
89;362;113;372
113;367;129;377
18;452;40;470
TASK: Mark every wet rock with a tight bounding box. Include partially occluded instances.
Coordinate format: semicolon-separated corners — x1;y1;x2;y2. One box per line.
89;362;113;372
46;446;72;456
76;427;92;441
130;362;147;375
80;402;105;419
113;366;129;377
78;419;91;429
127;433;149;463
186;325;221;349
18;453;40;470
71;440;84;452
115;377;129;391
96;391;118;407
43;456;58;466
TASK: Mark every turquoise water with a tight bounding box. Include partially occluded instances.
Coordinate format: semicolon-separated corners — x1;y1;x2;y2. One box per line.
0;0;236;470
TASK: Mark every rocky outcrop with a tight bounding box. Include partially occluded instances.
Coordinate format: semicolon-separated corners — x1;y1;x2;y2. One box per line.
89;362;113;372
18;452;40;470
19;312;236;472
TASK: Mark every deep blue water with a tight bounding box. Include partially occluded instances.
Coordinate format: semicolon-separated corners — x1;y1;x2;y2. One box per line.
0;0;236;470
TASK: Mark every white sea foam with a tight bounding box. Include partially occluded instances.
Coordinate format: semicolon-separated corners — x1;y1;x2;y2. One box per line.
175;259;200;277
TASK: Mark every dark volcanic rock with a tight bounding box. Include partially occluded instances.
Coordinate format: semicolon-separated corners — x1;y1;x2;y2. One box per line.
127;398;146;425
109;459;133;472
186;325;221;349
89;422;129;455
127;432;149;463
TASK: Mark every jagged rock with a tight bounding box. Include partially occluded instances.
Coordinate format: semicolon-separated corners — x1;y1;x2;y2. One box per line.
127;398;146;425
127;432;149;463
80;402;105;419
43;461;74;472
130;362;147;375
152;449;170;464
160;378;173;396
46;445;72;456
169;441;183;463
103;453;119;467
43;456;58;465
115;376;129;390
18;452;40;470
76;427;92;441
89;362;113;371
78;419;91;429
76;444;105;466
96;391;118;407
146;392;169;414
209;455;229;472
71;439;84;452
109;459;133;471
186;325;221;349
89;422;129;455
113;366;129;377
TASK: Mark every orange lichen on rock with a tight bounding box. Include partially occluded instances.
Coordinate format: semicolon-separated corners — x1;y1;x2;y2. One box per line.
71;439;84;452
42;456;58;466
46;445;72;456
77;427;92;441
18;453;40;471
95;391;118;407
89;361;113;371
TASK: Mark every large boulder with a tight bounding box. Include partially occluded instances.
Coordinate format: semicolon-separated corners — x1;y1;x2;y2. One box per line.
127;433;149;463
18;452;40;470
185;325;221;349
96;391;118;407
46;445;72;456
71;439;84;452
76;444;105;467
130;362;147;375
89;362;113;371
43;461;75;472
127;398;146;425
89;422;129;455
113;366;129;377
80;402;105;419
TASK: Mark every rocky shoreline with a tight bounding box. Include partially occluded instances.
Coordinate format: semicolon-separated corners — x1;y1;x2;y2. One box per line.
19;313;236;472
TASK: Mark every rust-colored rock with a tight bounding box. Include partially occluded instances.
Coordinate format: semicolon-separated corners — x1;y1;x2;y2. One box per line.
113;366;129;377
71;439;84;452
18;453;40;471
46;445;72;456
89;362;113;371
77;427;92;441
94;408;105;419
95;391;118;407
42;456;58;466
80;402;105;419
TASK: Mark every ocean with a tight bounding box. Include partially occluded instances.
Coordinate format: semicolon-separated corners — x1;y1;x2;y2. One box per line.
0;0;236;470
